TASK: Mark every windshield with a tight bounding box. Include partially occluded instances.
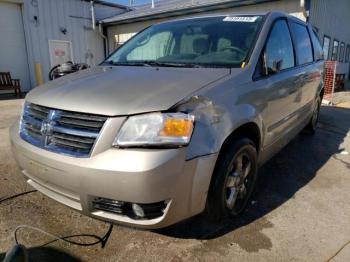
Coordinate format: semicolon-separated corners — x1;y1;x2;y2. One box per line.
105;15;263;68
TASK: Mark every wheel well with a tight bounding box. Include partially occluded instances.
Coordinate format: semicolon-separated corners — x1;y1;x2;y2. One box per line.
219;122;261;157
206;122;261;210
320;88;324;100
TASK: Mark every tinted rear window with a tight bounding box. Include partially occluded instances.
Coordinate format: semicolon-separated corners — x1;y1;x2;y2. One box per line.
310;30;323;61
291;22;313;65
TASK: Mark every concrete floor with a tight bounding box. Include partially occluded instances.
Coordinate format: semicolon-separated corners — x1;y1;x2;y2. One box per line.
0;98;349;262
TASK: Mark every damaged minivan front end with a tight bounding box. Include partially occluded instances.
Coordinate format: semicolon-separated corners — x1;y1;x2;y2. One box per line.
10;12;323;228
10;14;265;228
10;66;234;228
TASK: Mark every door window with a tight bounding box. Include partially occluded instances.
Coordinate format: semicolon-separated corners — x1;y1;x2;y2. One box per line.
265;20;295;72
322;36;331;60
291;22;313;65
331;40;339;61
345;44;350;63
310;30;323;61
339;42;345;62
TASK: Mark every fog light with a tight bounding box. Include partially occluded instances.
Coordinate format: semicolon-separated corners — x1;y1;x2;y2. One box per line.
132;203;145;218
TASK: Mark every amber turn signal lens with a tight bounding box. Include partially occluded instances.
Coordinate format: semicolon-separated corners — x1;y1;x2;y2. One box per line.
114;112;194;147
160;118;193;137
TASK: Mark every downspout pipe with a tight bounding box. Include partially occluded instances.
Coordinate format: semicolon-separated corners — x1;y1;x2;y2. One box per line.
90;0;95;30
90;0;108;58
300;0;310;22
99;23;108;58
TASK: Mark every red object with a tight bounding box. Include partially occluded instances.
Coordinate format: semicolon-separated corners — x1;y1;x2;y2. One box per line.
323;61;336;102
54;49;66;57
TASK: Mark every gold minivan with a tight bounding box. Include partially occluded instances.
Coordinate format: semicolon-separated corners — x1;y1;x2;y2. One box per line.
10;12;324;228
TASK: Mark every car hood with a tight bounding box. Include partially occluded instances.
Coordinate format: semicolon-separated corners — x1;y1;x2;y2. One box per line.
27;66;230;116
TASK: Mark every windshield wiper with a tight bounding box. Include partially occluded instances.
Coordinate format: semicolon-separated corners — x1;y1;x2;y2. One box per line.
106;60;204;68
106;61;146;66
141;61;204;68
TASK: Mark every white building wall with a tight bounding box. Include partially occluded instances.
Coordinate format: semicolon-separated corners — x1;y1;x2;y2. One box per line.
309;0;350;78
21;0;125;90
0;1;31;92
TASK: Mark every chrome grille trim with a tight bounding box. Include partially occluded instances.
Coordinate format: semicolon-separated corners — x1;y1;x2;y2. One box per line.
20;103;107;157
23;114;43;127
53;125;99;138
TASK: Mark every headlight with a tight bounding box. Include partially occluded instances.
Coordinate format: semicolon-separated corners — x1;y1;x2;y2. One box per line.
19;102;29;133
113;112;194;147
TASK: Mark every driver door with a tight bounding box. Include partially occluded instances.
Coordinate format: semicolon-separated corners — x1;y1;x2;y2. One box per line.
259;19;301;147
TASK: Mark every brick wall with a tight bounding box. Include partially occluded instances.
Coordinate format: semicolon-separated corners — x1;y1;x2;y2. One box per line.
323;61;336;101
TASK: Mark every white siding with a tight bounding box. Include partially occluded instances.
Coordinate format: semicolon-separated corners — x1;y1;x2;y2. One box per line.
0;1;31;91
20;0;125;90
309;0;350;77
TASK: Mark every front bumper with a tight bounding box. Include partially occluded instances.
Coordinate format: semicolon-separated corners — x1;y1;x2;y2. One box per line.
10;122;217;229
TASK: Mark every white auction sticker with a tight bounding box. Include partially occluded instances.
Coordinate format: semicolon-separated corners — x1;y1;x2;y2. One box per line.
223;16;259;22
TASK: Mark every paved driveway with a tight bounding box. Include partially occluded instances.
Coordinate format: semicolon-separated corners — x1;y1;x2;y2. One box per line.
0;98;349;261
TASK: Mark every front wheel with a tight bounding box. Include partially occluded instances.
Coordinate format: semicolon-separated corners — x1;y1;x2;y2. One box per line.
205;138;258;222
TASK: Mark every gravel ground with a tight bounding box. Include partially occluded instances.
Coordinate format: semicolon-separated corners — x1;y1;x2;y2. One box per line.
0;97;350;262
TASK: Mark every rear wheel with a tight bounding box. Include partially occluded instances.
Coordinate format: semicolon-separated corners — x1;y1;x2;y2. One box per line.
305;95;321;134
205;138;258;221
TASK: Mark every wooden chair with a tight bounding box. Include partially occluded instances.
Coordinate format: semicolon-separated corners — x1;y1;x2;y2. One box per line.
0;72;22;97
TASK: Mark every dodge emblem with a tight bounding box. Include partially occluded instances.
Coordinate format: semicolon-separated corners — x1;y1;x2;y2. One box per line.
41;120;54;136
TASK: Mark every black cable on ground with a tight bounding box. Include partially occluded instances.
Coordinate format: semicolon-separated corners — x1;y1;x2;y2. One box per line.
0;190;37;204
14;223;113;249
40;224;114;248
2;189;114;249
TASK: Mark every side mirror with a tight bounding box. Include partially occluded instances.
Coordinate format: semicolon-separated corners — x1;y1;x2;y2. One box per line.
262;51;283;75
262;52;269;76
271;59;283;73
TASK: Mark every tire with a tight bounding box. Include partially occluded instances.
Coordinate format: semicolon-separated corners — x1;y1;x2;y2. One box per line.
304;95;321;134
205;138;258;222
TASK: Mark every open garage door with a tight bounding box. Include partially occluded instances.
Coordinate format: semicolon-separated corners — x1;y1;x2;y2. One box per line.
0;1;31;92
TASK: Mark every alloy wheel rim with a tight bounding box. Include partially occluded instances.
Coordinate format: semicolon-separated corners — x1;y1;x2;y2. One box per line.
225;152;252;210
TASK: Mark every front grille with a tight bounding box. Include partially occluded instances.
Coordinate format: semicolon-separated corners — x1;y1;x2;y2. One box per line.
20;103;107;157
